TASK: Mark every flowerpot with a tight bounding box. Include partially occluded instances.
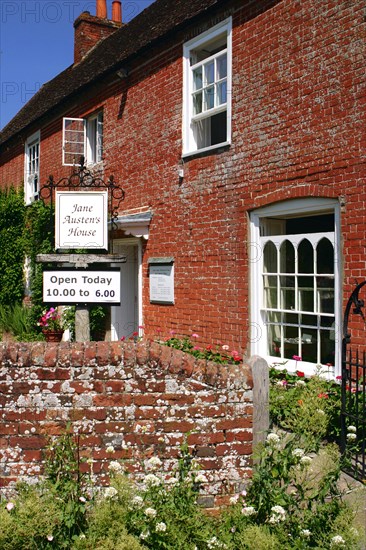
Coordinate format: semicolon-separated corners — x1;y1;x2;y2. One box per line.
43;330;64;342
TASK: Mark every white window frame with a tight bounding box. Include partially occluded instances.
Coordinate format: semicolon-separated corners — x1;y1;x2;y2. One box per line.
62;111;103;166
182;18;232;156
24;130;40;205
250;198;341;378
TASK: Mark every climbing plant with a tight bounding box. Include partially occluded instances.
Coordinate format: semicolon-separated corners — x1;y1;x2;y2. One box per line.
0;187;26;305
0;187;55;339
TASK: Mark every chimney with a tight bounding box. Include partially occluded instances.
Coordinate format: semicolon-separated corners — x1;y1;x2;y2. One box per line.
112;0;122;23
73;1;123;65
96;0;107;18
74;11;122;65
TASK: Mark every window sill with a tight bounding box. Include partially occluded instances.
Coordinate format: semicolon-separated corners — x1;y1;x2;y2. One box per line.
182;141;230;161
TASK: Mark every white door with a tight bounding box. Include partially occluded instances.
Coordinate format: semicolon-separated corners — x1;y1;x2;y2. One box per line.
111;243;139;340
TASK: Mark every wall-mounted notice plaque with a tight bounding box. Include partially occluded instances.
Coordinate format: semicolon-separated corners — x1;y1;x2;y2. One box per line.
149;258;174;304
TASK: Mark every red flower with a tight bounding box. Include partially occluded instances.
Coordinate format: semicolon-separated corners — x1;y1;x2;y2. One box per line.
318;393;329;399
296;371;305;378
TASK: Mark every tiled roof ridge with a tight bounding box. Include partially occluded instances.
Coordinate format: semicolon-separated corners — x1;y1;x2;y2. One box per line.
0;0;226;147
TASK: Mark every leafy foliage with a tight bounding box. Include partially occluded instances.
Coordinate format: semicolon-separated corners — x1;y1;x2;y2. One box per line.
0;187;26;305
269;367;342;447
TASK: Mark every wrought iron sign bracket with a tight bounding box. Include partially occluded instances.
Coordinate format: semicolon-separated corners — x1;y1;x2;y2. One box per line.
39;156;125;252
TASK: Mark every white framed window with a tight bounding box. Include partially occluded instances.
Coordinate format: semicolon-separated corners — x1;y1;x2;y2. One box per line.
183;18;232;156
24;130;40;204
62;111;103;166
250;198;341;377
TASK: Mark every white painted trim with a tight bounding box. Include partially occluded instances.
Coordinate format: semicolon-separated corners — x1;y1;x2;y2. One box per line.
24;130;40;205
182;17;232;156
110;238;143;341
250;197;342;377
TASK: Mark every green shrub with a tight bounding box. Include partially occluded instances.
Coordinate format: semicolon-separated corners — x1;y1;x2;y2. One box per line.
269;367;342;447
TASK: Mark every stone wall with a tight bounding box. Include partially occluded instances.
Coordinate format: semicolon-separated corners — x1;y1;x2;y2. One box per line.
0;341;261;508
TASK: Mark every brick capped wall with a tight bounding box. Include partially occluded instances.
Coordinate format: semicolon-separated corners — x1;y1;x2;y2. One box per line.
0;341;255;508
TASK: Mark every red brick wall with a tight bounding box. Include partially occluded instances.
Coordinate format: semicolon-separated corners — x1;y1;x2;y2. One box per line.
0;0;365;354
0;341;253;508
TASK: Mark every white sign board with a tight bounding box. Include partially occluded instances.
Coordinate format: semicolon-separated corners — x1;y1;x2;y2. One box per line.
43;270;120;304
149;264;174;304
55;191;108;250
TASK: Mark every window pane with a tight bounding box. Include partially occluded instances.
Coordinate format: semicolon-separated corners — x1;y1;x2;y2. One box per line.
283;324;299;359
301;314;317;327
204;86;215;110
263;241;277;273
298;239;313;273
284;313;299;325
217;54;227;79
320;328;335;365
280;276;295;310
193;67;202;91
298;276;314;312
300;328;317;363
317;238;334;274
210;111;226;145
193;92;202;115
263;275;277;308
217;81;227;105
204;61;214;84
280;240;295;273
317;277;334;313
267;323;281;356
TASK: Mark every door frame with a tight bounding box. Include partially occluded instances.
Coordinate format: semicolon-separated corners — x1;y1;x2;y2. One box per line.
111;237;143;340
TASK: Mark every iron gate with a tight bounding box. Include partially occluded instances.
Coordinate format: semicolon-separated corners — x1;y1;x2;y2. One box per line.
341;281;366;482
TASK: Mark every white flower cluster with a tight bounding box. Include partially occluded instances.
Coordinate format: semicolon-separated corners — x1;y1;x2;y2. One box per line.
292;448;305;458
301;529;311;538
241;506;256;516
108;460;123;474
144;507;157;518
268;505;286;524
156;521;167;532
331;535;346;546
144;473;161;487
347;425;357;441
266;433;281;447
300;455;312;467
207;536;227;548
194;473;208;484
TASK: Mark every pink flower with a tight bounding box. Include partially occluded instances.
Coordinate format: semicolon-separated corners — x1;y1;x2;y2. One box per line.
192;333;199;338
193;346;200;350
293;355;302;362
336;375;342;380
120;336;126;341
6;502;14;511
222;345;229;351
169;330;176;335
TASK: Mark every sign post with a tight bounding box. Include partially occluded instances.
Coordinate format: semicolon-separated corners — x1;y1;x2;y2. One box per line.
37;157;126;342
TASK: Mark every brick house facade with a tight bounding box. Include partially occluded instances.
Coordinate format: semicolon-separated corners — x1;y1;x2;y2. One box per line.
0;0;365;377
